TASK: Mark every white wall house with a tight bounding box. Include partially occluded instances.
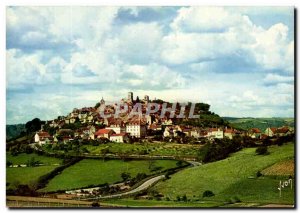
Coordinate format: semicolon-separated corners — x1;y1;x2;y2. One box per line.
34;131;51;145
163;126;173;137
106;124;126;134
208;128;224;139
110;133;129;143
126;123;146;138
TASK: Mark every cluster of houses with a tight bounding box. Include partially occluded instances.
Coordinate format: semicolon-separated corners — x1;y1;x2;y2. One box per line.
248;126;294;139
162;126;237;139
34;120;145;145
33;92;294;145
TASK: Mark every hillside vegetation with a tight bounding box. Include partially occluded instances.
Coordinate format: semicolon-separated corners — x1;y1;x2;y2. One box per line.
6;124;26;141
154;143;294;205
223;117;294;131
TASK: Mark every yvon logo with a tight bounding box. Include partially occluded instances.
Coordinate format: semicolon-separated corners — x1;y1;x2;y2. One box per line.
278;179;293;197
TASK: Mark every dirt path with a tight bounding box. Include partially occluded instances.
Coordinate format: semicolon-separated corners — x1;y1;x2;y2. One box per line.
260;204;294;208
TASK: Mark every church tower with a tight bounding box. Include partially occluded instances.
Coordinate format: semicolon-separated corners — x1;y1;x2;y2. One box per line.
128;92;133;103
100;97;105;105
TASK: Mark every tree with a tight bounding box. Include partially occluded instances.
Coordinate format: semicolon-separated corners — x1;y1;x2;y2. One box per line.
25;118;42;134
95;102;101;109
176;160;184;167
121;172;131;182
26;157;41;167
256;146;268;155
203;190;215;197
6;161;13;167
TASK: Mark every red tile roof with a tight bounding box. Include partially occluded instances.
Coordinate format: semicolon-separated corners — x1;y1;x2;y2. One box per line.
250;128;261;133
95;129;114;135
276;127;290;134
37;131;50;137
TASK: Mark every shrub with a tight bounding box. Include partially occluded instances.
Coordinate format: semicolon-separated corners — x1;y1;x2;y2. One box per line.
256;171;262;177
225;198;234;204
256;146;268;155
91;202;100;207
202;190;215;197
182;194;188;202
6;161;13;167
233;196;241;203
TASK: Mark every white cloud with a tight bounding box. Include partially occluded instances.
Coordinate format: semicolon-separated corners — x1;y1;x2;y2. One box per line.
263;73;294;84
120;63;186;89
171;7;242;33
7;7;119;50
246;23;294;72
6;49;45;89
161;6;294;74
160;32;239;64
103;22;163;64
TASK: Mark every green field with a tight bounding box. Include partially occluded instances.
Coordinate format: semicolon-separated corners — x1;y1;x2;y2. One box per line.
41;159;181;192
7;166;59;190
82;142;200;158
154;143;294;205
6;153;63;190
7;152;62;165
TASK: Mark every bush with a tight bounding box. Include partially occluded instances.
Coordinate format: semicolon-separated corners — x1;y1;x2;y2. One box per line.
91;202;100;207
182;194;188;202
225;198;234;204
233;196;241;203
256;146;268;155
202;190;215;197
256;171;262;177
6;161;13;167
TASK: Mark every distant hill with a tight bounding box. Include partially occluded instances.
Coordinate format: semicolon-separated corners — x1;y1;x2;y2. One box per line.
223;117;294;132
6;124;26;141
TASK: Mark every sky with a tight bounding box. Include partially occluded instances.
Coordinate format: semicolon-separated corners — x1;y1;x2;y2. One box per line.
6;6;294;124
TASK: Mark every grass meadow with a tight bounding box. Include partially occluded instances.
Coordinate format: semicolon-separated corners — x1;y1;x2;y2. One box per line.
7;166;59;190
7;152;62;165
154;143;294;205
40;159;181;192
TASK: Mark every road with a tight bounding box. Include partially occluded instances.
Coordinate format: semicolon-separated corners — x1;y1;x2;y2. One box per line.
88;175;165;200
187;161;202;167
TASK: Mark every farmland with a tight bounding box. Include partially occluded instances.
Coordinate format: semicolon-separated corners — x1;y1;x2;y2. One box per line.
40;159;182;192
262;159;294;176
153;143;294;205
6;153;63;190
7;152;62;165
7;166;59;190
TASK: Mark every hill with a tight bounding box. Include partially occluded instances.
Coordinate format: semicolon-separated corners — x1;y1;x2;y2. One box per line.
223;117;294;131
154;143;294;205
6;124;26;141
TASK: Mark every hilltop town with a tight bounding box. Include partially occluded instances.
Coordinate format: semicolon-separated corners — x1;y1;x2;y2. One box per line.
32;92;294;146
